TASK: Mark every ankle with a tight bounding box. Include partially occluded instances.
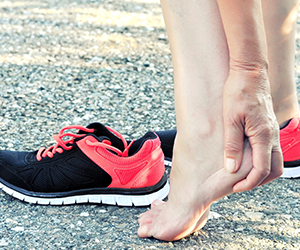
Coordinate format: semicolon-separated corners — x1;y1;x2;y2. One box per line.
174;130;223;163
277;114;299;128
273;101;299;125
279;119;293;129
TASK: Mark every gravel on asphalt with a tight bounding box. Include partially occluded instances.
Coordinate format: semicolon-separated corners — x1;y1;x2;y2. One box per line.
0;0;300;249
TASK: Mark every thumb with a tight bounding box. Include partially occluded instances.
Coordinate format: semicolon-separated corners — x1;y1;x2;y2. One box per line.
224;121;245;173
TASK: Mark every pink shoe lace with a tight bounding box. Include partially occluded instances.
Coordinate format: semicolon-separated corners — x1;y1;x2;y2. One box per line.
86;126;135;157
36;125;134;161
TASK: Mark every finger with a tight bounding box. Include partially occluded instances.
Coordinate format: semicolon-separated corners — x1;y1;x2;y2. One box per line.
233;168;263;192
224;118;245;173
233;142;271;192
259;142;283;186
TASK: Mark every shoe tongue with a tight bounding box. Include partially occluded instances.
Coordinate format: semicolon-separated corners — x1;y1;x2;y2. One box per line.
84;123;125;151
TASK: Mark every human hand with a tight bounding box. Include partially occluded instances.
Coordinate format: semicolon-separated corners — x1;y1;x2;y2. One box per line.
223;67;283;192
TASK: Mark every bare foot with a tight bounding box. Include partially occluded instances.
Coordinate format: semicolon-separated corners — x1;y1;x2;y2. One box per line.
138;137;253;241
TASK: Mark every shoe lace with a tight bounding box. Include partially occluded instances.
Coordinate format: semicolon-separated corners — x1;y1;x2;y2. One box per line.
86;126;135;157
36;125;94;161
36;125;133;161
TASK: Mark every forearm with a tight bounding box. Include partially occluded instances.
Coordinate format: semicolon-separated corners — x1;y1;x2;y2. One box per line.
215;0;282;192
217;0;268;73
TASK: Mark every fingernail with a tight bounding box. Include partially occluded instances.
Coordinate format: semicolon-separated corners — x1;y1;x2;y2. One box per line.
226;158;236;173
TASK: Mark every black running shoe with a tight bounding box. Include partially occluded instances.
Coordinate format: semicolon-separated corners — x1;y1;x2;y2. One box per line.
0;123;169;206
155;129;176;167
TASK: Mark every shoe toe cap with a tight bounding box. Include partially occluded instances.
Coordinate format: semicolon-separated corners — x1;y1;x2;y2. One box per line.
0;150;28;167
0;150;33;190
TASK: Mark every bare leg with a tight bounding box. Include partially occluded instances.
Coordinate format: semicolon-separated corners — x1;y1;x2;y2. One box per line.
138;0;253;241
262;0;300;126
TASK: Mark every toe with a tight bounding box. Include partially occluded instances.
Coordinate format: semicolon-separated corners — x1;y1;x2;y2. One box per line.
138;221;153;238
138;212;152;225
151;199;164;208
138;211;146;220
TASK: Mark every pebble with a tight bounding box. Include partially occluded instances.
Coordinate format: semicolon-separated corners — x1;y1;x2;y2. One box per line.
0;239;9;247
11;226;24;232
80;212;89;217
209;211;222;219
72;117;83;124
245;212;264;220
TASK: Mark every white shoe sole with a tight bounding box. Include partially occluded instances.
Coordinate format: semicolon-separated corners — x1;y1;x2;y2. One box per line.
280;166;300;179
0;180;170;206
164;159;172;167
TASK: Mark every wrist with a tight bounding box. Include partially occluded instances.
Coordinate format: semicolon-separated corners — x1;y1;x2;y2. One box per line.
226;61;271;94
228;58;269;87
229;58;269;76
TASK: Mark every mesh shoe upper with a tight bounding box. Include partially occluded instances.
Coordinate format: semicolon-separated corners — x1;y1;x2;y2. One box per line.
0;147;112;192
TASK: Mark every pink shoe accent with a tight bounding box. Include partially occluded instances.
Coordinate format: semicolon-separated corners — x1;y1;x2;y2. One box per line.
76;135;165;189
280;118;300;162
